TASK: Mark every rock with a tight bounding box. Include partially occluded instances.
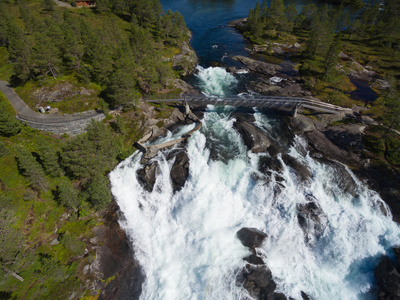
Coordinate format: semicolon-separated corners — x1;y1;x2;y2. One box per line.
234;115;271;153
394;248;400;271
323;124;364;155
297;196;328;245
293;42;301;48
232;55;283;76
272;293;288;300
167;149;190;192
49;238;60;246
301;291;311;300
136;161;160;192
172;42;198;76
237;265;277;299
304;130;360;167
282;154;312;182
290;114;316;133
95;202;144;300
375;255;400;299
243;254;265;265
237;227;268;249
316;158;359;198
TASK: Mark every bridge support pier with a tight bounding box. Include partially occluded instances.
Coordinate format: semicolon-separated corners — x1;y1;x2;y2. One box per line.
184;100;191;115
291;106;298;118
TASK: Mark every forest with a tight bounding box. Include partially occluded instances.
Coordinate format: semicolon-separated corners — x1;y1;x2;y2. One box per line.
241;0;400;162
0;0;190;298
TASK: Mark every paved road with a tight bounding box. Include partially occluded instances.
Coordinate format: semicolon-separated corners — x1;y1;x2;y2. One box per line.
0;81;39;118
0;80;105;135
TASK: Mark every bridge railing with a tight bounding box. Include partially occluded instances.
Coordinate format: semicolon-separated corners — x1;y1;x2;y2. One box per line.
144;94;349;112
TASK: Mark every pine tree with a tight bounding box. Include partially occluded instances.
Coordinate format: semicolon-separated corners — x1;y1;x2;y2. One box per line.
15;146;48;191
85;174;111;210
324;34;342;79
57;178;79;209
266;0;286;31
0;102;22;137
35;136;63;177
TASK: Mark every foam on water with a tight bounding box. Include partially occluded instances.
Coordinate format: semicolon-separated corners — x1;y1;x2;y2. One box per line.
109;67;400;300
195;66;238;97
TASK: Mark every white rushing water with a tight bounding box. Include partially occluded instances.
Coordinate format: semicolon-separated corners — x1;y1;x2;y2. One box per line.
109;67;400;300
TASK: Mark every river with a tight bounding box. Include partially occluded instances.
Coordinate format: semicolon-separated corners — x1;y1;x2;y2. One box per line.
109;1;400;299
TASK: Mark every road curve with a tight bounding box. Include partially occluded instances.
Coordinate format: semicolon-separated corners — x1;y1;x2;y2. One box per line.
0;80;105;135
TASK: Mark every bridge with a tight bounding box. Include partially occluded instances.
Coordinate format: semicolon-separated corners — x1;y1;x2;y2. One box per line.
145;94;351;115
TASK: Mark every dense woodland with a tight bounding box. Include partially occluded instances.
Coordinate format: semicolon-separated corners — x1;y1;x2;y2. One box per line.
243;0;400;134
0;0;188;106
0;0;188;298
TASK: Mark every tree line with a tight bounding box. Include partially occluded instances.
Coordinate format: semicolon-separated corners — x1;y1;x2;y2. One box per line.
0;0;188;108
243;0;400;132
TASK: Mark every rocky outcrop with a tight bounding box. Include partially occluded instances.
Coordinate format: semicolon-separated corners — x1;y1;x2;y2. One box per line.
233;55;283;76
236;227;285;300
137;161;160;192
375;255;400;299
297;195;328;246
172;42;198;76
90;202;144;300
167;149;190;192
304;130;360;167
282;154;312;183
237;265;280;300
237;227;268;250
234;114;271;153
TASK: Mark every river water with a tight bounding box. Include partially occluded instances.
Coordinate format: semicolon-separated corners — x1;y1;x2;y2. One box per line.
109;1;400;299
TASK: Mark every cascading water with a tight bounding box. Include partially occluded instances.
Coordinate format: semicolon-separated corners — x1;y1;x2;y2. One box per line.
109;67;400;300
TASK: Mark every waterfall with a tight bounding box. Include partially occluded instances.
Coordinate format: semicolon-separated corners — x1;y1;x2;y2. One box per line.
109;67;400;300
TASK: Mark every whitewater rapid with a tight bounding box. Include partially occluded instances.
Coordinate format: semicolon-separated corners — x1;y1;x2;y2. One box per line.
109;67;400;300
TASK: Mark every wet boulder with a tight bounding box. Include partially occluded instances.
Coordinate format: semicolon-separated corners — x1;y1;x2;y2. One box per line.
234;115;271;153
237;227;268;249
282;154;312;183
237;265;277;299
137;161;160;192
243;254;265;265
167;149;190;192
297;196;328;245
232;55;283;76
375;255;400;299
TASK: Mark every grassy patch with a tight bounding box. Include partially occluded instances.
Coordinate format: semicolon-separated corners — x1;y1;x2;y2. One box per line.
0;47;13;81
14;74;103;114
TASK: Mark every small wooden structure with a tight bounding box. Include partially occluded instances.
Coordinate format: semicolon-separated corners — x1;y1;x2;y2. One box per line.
75;0;95;7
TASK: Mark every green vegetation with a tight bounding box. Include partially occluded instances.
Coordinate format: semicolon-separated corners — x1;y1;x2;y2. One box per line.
0;0;189;111
241;0;400;172
0;0;189;298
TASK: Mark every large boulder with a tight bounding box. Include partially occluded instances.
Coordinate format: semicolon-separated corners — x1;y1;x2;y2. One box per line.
233;55;283;76
282;154;312;183
237;227;268;249
297;195;328;245
237;265;280;300
375;255;400;299
304;130;360;167
137;161;160;192
234;115;271;153
167;149;190;192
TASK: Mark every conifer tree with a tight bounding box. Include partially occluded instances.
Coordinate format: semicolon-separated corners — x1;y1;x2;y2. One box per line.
15;146;48;191
35;136;63;177
85;174;112;210
0;102;22;137
57;178;79;209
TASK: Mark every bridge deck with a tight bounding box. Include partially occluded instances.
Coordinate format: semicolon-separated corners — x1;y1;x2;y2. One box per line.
145;95;349;114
